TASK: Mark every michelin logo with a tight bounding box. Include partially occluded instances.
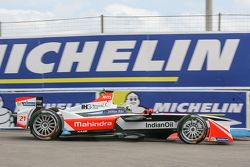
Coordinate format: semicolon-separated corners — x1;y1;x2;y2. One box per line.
154;103;243;113
0;38;240;74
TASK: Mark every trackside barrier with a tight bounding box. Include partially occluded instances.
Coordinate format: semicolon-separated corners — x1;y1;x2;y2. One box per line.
1;33;250;136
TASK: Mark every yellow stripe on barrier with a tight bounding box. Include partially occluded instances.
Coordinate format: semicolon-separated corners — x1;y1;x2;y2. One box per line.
199;114;226;117
0;77;178;84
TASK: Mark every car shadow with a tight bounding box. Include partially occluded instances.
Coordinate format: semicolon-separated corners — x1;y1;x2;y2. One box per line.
3;130;232;145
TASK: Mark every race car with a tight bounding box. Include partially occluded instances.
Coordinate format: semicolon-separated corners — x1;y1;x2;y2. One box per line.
15;92;234;144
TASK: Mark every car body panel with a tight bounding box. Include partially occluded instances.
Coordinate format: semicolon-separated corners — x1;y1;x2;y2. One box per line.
15;92;234;143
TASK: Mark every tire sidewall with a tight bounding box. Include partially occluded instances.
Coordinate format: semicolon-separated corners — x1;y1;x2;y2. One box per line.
177;115;208;144
30;109;62;140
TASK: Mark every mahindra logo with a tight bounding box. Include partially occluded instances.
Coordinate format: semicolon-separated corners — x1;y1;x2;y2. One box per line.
74;121;113;127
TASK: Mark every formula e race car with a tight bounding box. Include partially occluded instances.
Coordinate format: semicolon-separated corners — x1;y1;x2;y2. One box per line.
15;92;234;144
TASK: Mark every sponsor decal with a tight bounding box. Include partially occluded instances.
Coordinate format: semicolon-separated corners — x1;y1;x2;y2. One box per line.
64;116;117;131
82;104;92;110
2;33;250;88
93;93;113;102
154;103;243;113
21;102;36;106
216;138;229;142
81;103;108;110
76;130;88;133
100;95;112;100
146;121;175;128
91;103;107;109
116;118;177;130
103;109;127;114
0;38;239;75
74;121;112;128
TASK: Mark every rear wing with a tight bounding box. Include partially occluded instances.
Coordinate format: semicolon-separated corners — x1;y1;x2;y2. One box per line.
16;97;43;109
15;96;43;128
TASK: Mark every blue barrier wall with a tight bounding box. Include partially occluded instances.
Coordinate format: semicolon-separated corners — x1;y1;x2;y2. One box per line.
0;33;249;89
0;90;248;130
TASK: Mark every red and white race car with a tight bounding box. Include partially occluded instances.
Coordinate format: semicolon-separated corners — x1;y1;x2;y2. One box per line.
16;92;234;144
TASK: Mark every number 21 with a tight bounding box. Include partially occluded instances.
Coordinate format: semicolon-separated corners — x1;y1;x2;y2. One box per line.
19;116;26;121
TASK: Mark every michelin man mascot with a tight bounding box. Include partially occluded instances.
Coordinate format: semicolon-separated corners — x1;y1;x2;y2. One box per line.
0;96;15;127
125;92;146;114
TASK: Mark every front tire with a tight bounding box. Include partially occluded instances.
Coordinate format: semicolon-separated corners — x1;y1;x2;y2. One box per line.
30;109;62;140
177;115;208;144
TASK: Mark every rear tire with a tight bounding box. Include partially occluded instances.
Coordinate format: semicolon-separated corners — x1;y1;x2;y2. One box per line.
177;115;208;144
30;109;62;140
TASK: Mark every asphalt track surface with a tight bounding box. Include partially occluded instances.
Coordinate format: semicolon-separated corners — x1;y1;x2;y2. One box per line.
0;130;250;167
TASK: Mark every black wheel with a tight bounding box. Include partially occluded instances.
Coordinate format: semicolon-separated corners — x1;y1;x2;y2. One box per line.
177;115;208;144
30;109;62;140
